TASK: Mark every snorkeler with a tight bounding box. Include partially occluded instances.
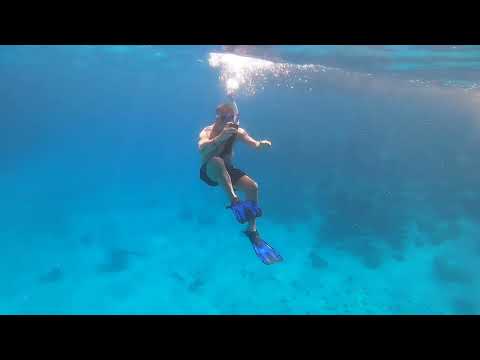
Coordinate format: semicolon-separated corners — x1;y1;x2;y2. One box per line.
197;96;283;265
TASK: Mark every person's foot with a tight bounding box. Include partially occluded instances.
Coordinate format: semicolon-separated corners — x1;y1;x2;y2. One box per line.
243;230;283;265
227;198;258;224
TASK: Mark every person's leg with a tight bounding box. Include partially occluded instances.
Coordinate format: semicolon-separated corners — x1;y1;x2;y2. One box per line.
205;157;238;203
229;172;283;265
234;175;259;232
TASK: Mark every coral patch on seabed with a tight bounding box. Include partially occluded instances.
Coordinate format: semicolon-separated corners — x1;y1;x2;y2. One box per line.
171;272;186;283
38;266;64;284
188;277;206;293
309;252;329;270
452;298;478;314
97;249;144;274
432;255;474;284
361;247;384;270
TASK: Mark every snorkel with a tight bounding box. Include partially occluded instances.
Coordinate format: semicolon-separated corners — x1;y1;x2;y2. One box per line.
228;94;240;126
226;78;240;126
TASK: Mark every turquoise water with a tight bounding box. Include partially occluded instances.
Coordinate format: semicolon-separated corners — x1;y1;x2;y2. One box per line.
1;45;480;314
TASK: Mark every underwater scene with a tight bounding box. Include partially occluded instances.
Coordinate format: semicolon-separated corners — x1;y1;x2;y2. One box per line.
1;45;480;314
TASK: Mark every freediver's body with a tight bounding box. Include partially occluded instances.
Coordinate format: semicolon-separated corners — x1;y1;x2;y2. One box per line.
198;102;283;265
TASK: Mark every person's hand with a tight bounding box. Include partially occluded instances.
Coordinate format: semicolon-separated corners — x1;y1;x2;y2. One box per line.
258;140;272;149
218;126;238;142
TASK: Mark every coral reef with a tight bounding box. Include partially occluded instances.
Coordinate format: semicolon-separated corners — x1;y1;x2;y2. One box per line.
359;243;384;270
171;272;186;283
317;186;408;269
452;298;478;314
188;277;206;293
309;252;329;270
433;255;473;284
97;249;144;273
417;218;461;246
38;265;63;284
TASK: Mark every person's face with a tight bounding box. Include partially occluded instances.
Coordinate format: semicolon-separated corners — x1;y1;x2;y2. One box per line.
218;112;235;127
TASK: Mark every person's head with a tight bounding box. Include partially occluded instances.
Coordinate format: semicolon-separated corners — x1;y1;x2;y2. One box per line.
215;103;235;126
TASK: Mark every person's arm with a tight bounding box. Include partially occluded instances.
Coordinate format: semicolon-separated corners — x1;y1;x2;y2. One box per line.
198;127;236;158
237;128;272;150
198;129;218;151
198;130;220;158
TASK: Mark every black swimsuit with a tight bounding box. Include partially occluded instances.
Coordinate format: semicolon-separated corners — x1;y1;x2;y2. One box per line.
200;132;247;187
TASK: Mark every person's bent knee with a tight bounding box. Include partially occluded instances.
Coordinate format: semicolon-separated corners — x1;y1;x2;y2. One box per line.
251;181;259;192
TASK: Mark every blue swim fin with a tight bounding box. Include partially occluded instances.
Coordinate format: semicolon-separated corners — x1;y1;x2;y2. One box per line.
227;200;262;224
244;230;283;265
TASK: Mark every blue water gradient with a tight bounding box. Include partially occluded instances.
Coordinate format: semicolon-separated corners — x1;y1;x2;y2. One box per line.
1;45;479;314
